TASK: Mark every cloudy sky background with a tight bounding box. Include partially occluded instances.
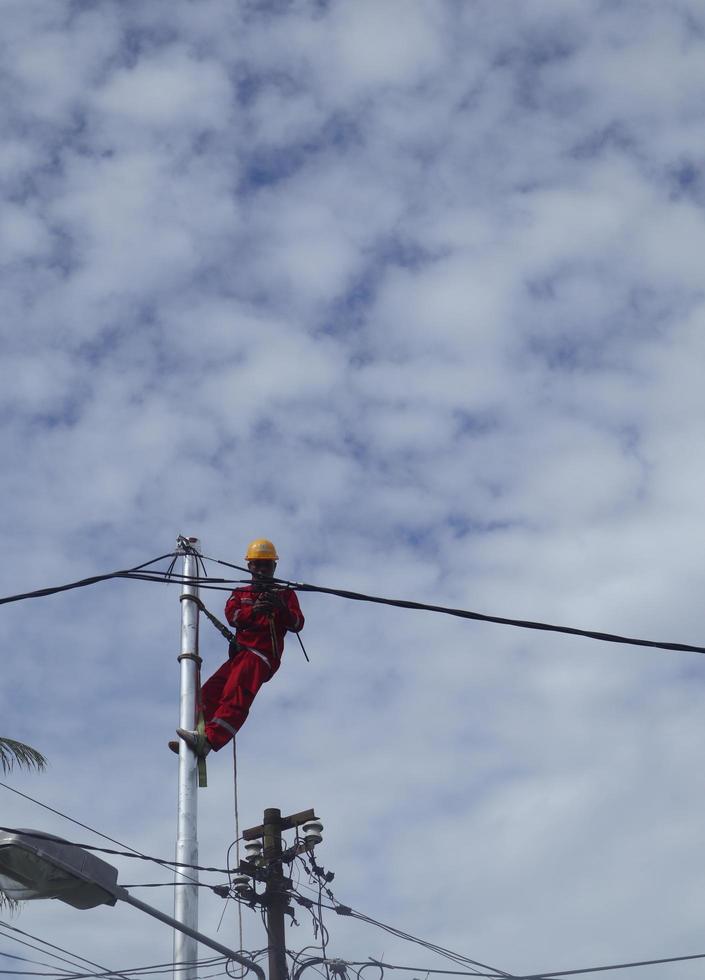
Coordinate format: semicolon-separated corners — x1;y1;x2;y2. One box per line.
3;0;705;977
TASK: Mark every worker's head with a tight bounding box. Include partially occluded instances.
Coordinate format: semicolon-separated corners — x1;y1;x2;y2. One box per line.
245;538;278;580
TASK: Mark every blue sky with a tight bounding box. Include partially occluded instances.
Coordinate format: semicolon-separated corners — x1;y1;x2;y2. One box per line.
3;1;705;977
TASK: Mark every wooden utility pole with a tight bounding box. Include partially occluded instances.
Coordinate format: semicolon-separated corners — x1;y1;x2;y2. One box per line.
263;808;287;980
242;807;320;980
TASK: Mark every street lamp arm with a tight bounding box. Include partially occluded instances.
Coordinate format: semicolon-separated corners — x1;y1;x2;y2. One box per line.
117;888;265;980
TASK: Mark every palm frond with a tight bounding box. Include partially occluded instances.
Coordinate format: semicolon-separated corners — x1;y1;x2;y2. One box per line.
0;891;22;914
0;738;47;774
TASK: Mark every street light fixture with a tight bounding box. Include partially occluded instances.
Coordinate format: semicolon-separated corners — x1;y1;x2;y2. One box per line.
0;828;119;909
0;829;264;980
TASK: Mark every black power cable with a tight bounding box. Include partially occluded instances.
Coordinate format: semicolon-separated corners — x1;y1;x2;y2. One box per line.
277;580;705;657
2;550;704;657
0;554;177;607
138;557;705;658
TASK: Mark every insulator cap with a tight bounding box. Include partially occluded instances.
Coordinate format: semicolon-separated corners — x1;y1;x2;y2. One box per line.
303;820;323;845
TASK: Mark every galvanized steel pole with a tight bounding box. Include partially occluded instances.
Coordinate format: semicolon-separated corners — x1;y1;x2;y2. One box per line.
174;536;201;980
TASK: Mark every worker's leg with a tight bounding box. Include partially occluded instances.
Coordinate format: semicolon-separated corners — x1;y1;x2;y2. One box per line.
200;660;233;725
205;652;272;751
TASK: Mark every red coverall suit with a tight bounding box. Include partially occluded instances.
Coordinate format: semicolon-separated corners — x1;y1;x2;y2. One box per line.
200;585;304;751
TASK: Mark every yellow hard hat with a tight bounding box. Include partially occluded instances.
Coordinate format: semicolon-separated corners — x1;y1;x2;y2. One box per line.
245;538;279;561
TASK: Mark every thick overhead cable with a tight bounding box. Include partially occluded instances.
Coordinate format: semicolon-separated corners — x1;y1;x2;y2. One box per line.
0;555;177;607
199;555;705;656
2;551;705;656
193;554;705;656
289;580;705;655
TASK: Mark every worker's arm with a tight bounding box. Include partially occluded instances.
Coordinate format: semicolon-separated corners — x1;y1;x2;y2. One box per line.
225;591;258;627
281;590;304;632
253;588;303;630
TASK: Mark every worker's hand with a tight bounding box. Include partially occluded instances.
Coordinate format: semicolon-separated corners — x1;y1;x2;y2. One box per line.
253;598;274;614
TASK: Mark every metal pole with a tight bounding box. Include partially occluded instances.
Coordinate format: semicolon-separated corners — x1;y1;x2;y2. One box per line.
174;536;201;980
119;889;265;980
263;808;288;980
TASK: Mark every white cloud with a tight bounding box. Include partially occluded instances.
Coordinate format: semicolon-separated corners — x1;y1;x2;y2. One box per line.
0;203;52;262
94;47;233;130
3;2;705;977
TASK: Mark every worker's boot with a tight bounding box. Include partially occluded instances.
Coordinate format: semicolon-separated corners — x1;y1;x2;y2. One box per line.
176;728;212;757
168;740;179;754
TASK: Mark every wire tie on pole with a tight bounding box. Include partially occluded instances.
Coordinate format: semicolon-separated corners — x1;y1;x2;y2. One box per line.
178;652;203;666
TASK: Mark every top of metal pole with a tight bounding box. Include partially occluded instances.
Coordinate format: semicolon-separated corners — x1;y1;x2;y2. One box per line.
176;535;201;554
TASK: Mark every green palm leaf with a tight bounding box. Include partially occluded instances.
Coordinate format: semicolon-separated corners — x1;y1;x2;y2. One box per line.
0;891;20;912
0;738;47;912
0;738;47;774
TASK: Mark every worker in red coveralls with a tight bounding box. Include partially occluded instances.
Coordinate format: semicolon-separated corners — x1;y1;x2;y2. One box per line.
172;538;304;757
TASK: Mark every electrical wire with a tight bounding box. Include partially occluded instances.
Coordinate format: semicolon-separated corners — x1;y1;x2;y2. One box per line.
340;909;504;976
288;947;705;980
354;963;384;980
287;948;705;980
0;555;177;607
6;548;705;980
8;805;701;980
513;948;705;978
305;867;330;978
0;952;74;977
0;929;84;977
292;960;332;980
289;947;331;978
0;784;230;879
125;558;705;658
0;779;249;881
207;555;705;657
224;736;245;978
293;855;505;976
120;882;225;889
294;855;332;976
0;966;235;980
0;950;247;980
0;783;151;855
2;549;704;657
358;963;495;977
0;947;80;977
0;923;133;980
289;881;507;979
0;823;241;877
